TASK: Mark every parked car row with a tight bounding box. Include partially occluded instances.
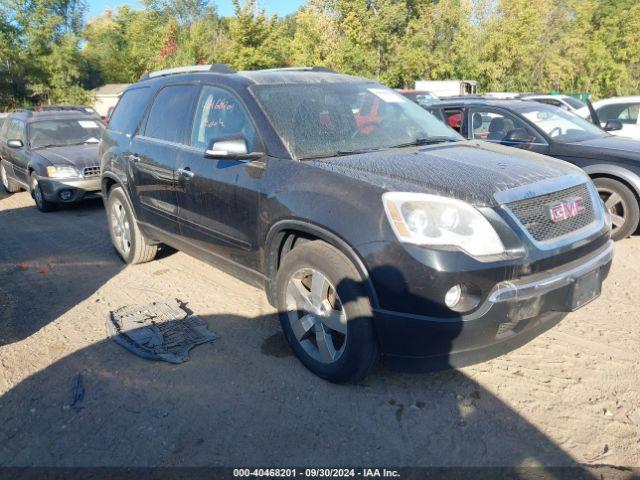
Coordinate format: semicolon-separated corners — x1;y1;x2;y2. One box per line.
417;98;640;241
1;65;632;384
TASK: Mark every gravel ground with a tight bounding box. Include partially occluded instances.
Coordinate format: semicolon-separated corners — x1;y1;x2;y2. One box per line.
0;189;638;473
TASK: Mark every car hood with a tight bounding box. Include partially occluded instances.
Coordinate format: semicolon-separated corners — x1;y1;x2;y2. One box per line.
307;140;582;207
561;136;640;161
33;144;100;170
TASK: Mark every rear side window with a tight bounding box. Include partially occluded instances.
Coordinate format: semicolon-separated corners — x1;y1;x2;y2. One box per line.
144;84;199;144
108;87;151;135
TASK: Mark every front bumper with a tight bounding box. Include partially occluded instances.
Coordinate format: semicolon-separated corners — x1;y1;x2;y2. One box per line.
374;240;614;372
38;176;101;204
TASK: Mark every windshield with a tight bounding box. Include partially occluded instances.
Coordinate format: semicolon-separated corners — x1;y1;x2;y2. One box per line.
251;83;461;159
29;119;104;149
521;106;607;143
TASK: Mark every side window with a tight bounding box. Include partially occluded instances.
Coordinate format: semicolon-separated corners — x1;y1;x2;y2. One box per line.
0;118;10;140
108;87;151;135
426;108;445;122
470;109;535;142
597;104;640;124
7;120;25;142
144;84;199;144
443;109;463;134
190;86;256;151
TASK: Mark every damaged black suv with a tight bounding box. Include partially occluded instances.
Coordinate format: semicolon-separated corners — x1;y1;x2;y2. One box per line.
100;65;613;383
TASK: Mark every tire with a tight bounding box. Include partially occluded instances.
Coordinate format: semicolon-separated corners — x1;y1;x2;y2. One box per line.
1;161;20;193
275;240;378;383
30;173;58;212
594;177;639;241
106;185;158;264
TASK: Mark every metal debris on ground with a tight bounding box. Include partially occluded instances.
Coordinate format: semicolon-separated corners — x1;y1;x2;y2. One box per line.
106;299;218;364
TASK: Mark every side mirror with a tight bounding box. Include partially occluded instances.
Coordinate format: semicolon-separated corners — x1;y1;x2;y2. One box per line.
603;119;623;132
504;128;535;144
7;139;23;149
204;136;262;160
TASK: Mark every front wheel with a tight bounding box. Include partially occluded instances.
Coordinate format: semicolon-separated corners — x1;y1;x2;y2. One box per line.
31;173;57;212
106;186;158;264
275;240;378;383
594;177;639;241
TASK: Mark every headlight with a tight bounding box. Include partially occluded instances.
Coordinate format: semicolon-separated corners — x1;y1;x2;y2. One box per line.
382;192;505;257
46;165;81;178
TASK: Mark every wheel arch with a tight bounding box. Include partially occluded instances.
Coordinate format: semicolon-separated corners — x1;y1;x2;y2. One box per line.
264;220;379;309
583;164;640;201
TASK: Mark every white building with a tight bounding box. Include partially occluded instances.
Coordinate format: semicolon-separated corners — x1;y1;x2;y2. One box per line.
91;84;130;118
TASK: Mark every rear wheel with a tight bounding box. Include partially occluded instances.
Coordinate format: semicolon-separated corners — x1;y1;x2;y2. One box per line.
594;177;639;241
31;173;57;212
1;161;20;193
107;186;158;264
275;240;378;383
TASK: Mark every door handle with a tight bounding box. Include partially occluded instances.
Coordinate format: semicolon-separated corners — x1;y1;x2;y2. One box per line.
178;167;194;179
129;154;140;163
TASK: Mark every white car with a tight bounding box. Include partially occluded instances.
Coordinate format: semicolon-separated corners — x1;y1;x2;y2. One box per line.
576;96;640;140
520;94;587;112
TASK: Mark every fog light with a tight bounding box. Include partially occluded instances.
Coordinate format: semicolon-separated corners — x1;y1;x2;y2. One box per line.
59;190;73;201
445;284;462;308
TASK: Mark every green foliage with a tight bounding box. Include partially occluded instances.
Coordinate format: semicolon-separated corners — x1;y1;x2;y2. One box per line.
0;0;639;110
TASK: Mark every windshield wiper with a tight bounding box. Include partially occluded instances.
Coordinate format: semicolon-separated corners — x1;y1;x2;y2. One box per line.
335;147;384;156
391;136;459;149
32;144;62;150
298;138;458;161
299;147;384;160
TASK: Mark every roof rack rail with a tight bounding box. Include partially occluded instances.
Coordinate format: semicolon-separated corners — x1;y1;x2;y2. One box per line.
12;105;97;114
259;66;337;74
139;63;236;81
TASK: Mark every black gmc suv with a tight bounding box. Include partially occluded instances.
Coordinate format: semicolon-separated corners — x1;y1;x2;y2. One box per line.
100;65;613;382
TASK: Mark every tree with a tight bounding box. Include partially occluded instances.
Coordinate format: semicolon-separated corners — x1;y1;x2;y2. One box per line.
221;0;290;70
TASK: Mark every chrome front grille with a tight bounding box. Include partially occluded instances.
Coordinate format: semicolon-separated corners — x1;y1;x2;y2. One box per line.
83;166;101;178
505;183;596;242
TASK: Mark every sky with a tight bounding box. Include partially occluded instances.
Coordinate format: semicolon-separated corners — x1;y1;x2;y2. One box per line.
86;0;306;19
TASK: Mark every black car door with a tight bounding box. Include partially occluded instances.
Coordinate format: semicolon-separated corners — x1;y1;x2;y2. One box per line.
467;107;549;155
129;83;199;236
175;84;265;272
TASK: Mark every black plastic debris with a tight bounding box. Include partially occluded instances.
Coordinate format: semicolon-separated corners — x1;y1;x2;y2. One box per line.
106;299;218;364
70;374;85;412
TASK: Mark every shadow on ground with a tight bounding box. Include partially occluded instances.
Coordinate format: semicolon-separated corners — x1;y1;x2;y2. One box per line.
0;199;122;345
0;309;626;479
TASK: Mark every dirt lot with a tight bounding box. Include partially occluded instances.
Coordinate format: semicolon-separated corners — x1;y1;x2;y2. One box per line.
0;188;638;472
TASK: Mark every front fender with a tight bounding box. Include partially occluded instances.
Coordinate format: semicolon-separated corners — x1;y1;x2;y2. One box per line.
263;219;380;308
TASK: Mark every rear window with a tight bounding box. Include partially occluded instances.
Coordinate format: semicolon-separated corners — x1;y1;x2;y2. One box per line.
108;87;151;135
563;96;586;109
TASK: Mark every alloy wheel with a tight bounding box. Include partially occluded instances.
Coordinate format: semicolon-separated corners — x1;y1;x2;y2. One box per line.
111;199;132;256
599;187;626;233
285;268;347;364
